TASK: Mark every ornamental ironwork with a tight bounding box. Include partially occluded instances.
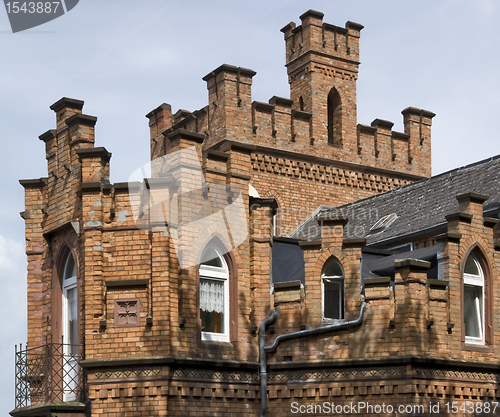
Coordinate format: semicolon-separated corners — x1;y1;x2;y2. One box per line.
14;342;81;408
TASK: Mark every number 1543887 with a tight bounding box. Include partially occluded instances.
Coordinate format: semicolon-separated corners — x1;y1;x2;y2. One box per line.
5;2;60;14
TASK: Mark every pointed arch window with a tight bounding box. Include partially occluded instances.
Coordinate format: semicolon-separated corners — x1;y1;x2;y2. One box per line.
199;245;229;342
299;96;304;111
322;257;344;320
463;252;485;345
327;88;342;145
62;252;78;401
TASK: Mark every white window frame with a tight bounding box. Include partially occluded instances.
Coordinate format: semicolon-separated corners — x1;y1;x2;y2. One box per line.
62;253;78;401
321;258;344;321
463;253;485;345
199;246;229;342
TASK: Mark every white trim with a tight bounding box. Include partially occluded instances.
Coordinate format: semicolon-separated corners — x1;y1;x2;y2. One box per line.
200;246;230;342
464;254;485;345
321;258;344;321
62;253;78;401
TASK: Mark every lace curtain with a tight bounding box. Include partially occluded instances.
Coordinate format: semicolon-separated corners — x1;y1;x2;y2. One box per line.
200;279;224;313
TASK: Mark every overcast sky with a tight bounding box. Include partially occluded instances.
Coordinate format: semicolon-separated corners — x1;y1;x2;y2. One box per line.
1;0;499;413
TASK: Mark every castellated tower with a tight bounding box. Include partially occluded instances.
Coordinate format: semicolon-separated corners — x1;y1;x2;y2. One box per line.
282;10;362;149
281;10;434;177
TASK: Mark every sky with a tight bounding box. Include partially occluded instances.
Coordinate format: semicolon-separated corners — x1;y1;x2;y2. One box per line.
0;0;499;413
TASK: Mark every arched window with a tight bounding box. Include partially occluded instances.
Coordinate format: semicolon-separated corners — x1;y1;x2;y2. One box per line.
299;96;304;111
199;244;229;342
463;251;485;344
327;88;342;145
322;257;344;320
62;251;78;400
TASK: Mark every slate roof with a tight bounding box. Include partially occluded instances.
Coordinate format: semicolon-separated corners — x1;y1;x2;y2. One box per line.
289;155;500;245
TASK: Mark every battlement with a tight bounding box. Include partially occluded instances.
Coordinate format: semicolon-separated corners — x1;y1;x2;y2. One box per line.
281;10;363;76
146;10;434;199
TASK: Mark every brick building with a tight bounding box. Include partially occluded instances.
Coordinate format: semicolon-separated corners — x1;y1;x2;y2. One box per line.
12;10;500;417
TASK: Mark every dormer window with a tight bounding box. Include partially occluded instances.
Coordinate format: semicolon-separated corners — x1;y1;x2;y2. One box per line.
322;257;344;320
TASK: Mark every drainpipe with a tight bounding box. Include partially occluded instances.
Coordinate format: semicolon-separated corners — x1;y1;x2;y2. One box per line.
265;302;366;353
259;309;278;417
258;302;366;416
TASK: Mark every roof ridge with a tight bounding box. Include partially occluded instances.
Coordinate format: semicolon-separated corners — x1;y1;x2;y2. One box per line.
332;154;500;211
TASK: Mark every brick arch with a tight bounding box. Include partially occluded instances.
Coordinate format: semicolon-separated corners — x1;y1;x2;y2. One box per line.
313;246;347;278
262;189;284;236
179;220;235;270
262;189;285;209
458;236;494;265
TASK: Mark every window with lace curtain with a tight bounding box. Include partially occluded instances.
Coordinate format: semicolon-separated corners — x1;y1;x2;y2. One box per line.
199;244;229;342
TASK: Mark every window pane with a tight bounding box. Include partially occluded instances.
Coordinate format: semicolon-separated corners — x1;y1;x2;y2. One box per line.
324;279;343;319
64;254;76;279
464;285;482;338
323;259;343;277
67;287;78;354
200;246;223;267
200;278;224;333
464;255;479;275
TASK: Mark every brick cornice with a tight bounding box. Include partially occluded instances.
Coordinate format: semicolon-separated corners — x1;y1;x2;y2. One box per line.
269;96;293;107
427;278;449;288
317;213;347;225
65;113;97;128
435;232;462;243
291;109;312;120
298;240;322;248
268;355;500;372
164;128;205;143
80;355;259;370
38;129;57;142
10;402;86;417
394;258;431;270
456;192;489;204
445;212;473;224
364;277;391;286
19;178;48;188
105;279;149;288
80;182;103;192
49;97;84;112
76;147;111;162
343;238;366;247
249;144;426;182
401;107;436;119
483;217;499;228
203;149;229;162
145;102;171;119
219;140;257;153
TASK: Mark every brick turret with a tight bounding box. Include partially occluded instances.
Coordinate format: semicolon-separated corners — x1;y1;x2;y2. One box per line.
281;10;363;151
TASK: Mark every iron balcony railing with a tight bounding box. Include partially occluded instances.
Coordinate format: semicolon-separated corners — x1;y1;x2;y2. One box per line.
14;342;81;409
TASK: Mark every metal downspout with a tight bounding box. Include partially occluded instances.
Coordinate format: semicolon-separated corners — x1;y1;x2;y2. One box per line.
258;302;366;416
259;310;278;417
